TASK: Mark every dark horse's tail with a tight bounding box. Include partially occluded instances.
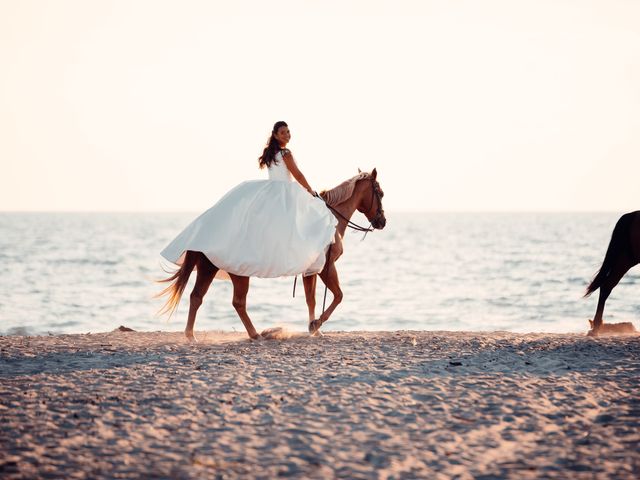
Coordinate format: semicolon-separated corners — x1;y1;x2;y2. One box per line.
156;250;201;317
584;213;635;297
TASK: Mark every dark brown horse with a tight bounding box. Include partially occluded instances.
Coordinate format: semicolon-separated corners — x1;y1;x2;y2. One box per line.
585;211;640;335
158;169;386;341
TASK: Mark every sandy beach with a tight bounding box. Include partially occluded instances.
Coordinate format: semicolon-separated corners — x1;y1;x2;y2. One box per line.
1;329;639;479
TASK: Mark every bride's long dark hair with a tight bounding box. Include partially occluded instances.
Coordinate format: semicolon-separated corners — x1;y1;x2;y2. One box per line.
258;121;288;169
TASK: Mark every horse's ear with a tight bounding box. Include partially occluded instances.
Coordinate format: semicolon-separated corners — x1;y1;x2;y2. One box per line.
358;168;362;173
371;168;377;179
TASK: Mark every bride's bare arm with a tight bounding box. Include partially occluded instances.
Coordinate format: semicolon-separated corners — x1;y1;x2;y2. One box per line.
282;150;314;194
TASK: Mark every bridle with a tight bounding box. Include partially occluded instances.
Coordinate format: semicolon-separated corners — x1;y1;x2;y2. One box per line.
367;178;385;230
322;176;385;235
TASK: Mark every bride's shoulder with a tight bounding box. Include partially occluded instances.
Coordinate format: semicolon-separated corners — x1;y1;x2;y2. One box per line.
280;148;293;159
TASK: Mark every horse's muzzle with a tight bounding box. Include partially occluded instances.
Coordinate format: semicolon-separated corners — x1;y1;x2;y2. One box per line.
372;216;386;229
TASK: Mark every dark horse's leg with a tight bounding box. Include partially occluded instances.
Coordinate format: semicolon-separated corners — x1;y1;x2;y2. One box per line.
229;274;260;340
309;260;343;335
185;255;218;342
588;211;640;335
591;255;634;333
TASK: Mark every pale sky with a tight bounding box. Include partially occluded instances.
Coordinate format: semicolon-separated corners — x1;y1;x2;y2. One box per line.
1;0;639;212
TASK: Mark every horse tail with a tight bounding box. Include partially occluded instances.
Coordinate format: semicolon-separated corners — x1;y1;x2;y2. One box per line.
156;250;201;317
585;213;634;297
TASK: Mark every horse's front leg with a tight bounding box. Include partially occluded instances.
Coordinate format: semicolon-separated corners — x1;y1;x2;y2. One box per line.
309;261;342;335
330;232;344;263
229;274;260;340
302;274;317;324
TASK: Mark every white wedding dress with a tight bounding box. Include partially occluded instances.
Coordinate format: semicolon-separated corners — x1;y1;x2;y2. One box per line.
160;151;338;278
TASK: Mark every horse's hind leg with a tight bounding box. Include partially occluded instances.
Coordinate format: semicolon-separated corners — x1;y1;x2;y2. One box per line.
186;255;218;342
229;274;260;340
591;254;634;334
302;274;317;323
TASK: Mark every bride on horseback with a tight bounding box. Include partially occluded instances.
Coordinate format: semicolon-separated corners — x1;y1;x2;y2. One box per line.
159;121;344;340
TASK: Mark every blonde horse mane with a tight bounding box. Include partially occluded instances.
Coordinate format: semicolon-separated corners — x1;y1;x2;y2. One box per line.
320;172;370;207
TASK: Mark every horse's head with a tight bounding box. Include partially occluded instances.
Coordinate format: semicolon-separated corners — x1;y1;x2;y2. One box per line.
357;168;386;229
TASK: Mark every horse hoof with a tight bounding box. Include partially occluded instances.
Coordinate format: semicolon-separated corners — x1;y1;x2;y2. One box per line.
185;331;198;343
308;319;323;335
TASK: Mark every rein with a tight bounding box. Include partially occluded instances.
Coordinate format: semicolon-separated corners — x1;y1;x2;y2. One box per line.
324;202;374;234
320;176;384;236
293;177;384;316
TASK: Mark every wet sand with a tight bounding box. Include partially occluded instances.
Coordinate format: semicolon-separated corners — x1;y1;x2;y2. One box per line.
1;330;639;479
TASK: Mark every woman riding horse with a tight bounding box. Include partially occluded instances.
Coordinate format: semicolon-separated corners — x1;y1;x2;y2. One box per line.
158;121;386;340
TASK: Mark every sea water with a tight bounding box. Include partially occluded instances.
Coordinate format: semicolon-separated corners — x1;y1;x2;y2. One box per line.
0;212;638;335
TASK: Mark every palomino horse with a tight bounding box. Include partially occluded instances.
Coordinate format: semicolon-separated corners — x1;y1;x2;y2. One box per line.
585;211;640;335
158;169;386;340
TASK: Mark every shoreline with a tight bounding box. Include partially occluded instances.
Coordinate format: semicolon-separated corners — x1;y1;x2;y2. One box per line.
1;330;639;478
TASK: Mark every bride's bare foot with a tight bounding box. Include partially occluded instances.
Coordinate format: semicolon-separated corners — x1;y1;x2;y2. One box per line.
185;330;198;343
